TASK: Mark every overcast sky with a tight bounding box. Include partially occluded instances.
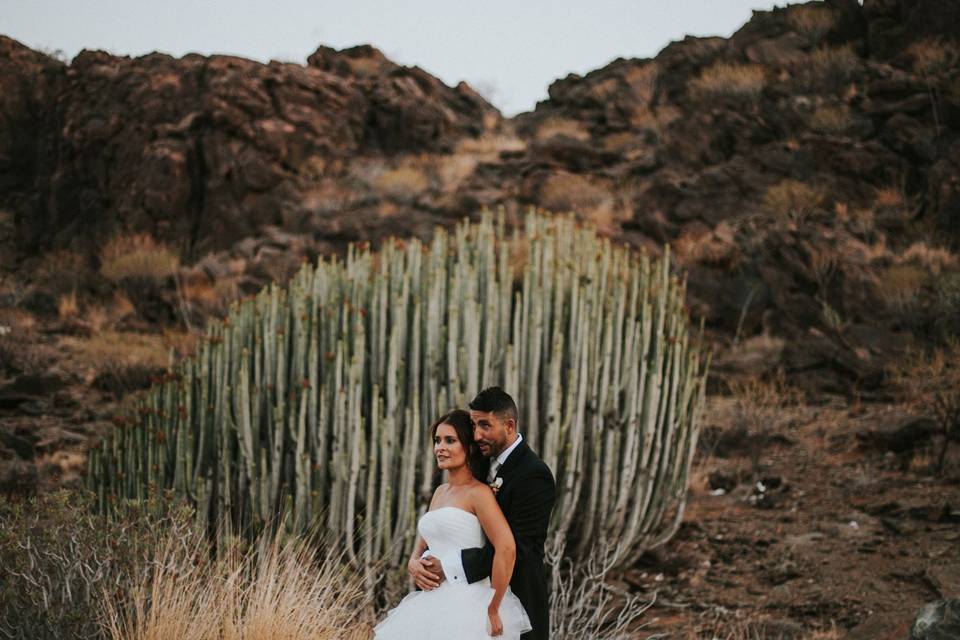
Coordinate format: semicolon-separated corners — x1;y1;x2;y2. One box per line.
5;0;781;115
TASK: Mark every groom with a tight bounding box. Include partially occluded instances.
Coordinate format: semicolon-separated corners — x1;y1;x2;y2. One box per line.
416;387;556;640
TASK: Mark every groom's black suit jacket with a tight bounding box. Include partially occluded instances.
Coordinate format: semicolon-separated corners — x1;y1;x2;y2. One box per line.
463;440;556;640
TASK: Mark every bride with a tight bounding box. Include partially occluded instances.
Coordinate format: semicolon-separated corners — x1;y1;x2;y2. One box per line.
374;409;532;639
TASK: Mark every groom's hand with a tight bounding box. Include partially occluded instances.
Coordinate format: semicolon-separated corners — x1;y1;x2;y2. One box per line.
408;556;443;591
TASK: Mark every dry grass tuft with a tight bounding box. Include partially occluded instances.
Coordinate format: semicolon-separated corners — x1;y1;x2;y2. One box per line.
454;133;526;156
57;289;80;320
538;172;612;214
534;117;591;142
372;166;430;203
907;39;960;76
728;371;803;475
100;234;180;283
897;241;960;275
787;5;837;43
762;180;824;222
809;45;859;87
689;63;766;102
102;525;370;640
64;330;170;395
888;340;960;474
876;264;927;313
874;185;905;208
807;104;852;133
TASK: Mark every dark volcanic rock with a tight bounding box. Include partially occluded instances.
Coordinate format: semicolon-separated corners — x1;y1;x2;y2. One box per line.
908;599;960;640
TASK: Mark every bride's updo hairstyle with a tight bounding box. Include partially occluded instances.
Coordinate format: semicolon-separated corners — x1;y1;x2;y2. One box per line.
430;409;488;481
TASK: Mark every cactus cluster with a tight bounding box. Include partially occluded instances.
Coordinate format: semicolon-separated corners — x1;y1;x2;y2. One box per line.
88;210;709;577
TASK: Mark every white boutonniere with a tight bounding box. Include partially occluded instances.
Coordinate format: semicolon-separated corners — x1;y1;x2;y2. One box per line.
489;477;503;494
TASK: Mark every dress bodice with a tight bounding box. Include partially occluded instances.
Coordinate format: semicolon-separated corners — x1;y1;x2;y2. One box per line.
418;507;485;557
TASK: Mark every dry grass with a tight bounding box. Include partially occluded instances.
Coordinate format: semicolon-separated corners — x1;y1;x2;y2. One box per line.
874;185;905;208
538;172;612;213
689;63;766;102
787;4;836;43
888;340;960;474
100;233;180;283
809;45;859;87
896;241;960;275
436;154;478;192
762;180;824;222
35;249;89;295
727;371;803;475
57;289;80;320
372;165;430;203
807;104;851;133
102;526;370;640
63;330;170;395
907;39;960;76
876;264;927;313
673;222;741;270
454;132;526;156
534;116;591;142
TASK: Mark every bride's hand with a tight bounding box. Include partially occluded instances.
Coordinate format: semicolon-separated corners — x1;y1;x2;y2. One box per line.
487;605;503;636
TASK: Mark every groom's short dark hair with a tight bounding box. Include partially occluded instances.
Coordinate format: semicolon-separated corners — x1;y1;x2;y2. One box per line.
469;387;518;423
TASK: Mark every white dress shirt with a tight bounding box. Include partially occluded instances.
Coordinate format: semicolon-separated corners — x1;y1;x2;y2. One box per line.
428;434;524;586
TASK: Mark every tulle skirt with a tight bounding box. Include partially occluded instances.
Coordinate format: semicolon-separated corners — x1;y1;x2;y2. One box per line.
374;578;532;639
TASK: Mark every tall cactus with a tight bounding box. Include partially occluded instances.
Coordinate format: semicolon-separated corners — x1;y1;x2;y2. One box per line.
88;210;709;578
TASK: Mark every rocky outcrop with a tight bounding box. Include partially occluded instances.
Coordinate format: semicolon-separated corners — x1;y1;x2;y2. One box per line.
1;0;959;395
0;37;498;263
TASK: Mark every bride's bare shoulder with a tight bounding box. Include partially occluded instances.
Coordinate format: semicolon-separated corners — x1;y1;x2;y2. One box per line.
466;479;495;502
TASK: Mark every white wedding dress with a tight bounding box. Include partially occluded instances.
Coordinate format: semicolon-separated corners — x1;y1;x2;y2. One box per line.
374;507;532;639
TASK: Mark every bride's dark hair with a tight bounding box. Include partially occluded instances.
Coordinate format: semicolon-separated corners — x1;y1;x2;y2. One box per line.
430;409;489;481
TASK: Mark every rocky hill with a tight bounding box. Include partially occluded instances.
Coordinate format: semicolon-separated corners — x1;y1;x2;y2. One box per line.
1;0;959;489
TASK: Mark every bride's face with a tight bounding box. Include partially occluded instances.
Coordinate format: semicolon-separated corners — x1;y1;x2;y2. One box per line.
433;423;467;471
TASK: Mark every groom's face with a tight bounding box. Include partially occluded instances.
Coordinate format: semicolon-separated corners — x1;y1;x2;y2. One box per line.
471;410;513;458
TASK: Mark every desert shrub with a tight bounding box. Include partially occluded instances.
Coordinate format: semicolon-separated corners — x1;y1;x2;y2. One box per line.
99;233;179;284
35;249;91;296
787;4;836;44
762;179;824;222
888;340;960;474
931;272;960;339
547;540;653;640
727;371;803;476
372;165;430;203
0;489;192;640
807;104;852;133
689;62;766;102
63;330;169;396
907;39;960;76
809;45;859;89
877;264;928;314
